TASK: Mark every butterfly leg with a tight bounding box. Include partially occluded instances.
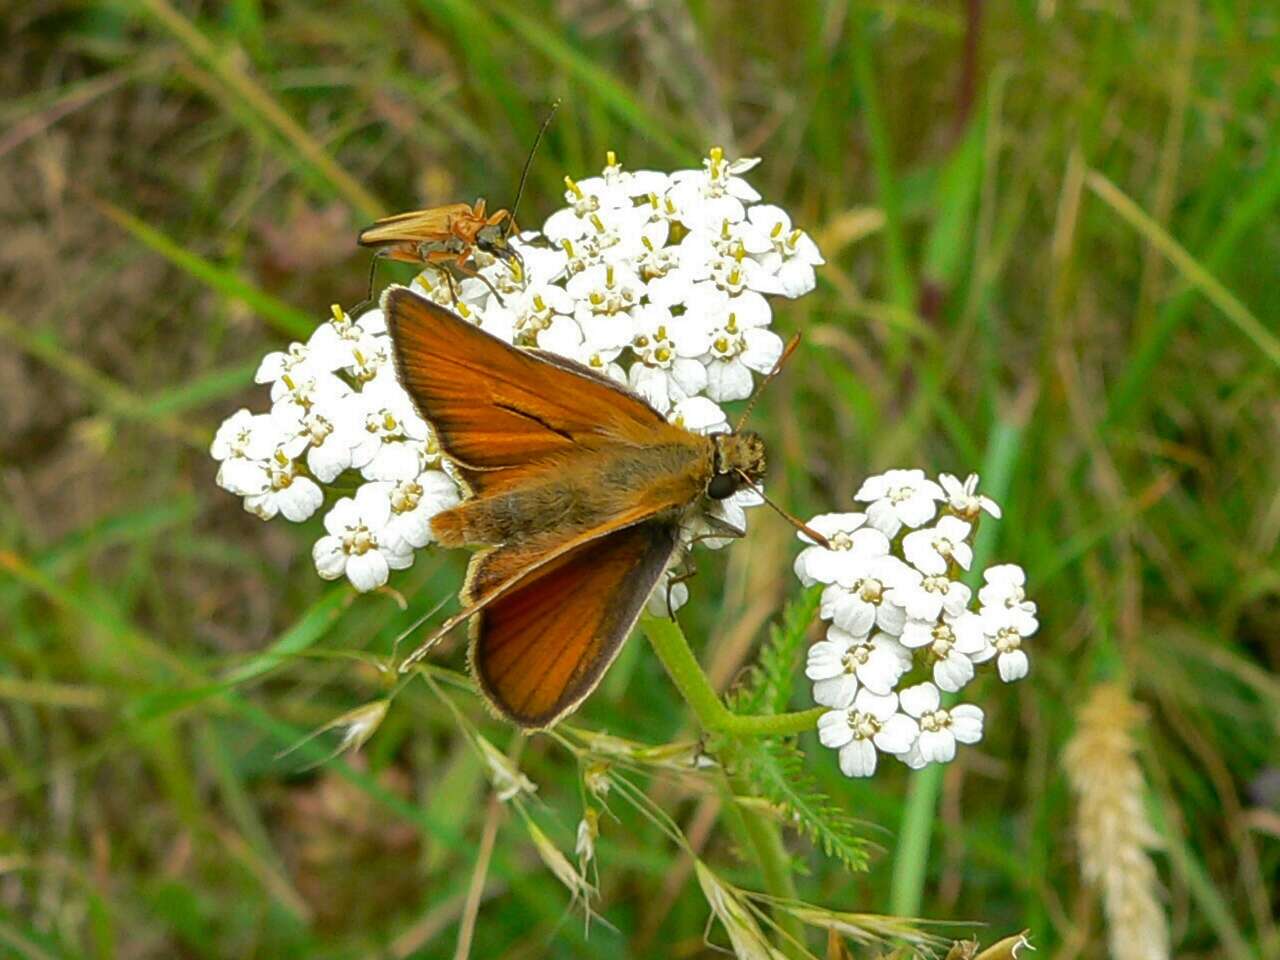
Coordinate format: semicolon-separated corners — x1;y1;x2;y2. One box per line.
663;562;698;620
658;517;747;617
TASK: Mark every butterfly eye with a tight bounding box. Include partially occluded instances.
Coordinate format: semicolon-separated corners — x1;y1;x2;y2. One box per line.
707;472;737;500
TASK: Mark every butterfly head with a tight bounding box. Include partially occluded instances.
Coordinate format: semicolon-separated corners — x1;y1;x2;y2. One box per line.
708;431;766;500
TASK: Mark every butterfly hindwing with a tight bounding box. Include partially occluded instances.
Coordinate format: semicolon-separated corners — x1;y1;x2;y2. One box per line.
469;519;679;729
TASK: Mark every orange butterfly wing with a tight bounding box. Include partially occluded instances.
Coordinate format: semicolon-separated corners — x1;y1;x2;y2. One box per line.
383;286;667;496
470;519;680;729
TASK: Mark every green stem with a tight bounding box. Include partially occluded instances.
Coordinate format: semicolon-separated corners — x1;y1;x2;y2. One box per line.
888;416;1025;916
725;761;806;959
642;615;810;957
642;616;822;735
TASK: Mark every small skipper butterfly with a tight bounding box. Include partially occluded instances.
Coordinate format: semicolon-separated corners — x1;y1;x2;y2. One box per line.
383;286;825;729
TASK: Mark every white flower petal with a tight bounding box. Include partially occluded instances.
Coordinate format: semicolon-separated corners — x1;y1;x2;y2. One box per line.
346;550;389;593
838;739;878;778
874;714;919;755
949;704;985;743
997;649;1029;683
899;682;940;718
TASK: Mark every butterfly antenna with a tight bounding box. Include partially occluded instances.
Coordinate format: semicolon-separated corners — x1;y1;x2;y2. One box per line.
504;98;562;239
734;333;801;433
735;472;831;548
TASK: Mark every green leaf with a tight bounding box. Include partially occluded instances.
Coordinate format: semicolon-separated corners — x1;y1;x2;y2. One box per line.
734;736;870;874
732;585;822;716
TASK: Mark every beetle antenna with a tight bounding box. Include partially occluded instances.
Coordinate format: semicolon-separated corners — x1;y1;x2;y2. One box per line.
734;333;801;433
734;472;831;548
505;98;561;239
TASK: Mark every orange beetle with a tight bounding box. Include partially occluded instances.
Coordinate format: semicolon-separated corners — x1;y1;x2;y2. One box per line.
357;198;516;268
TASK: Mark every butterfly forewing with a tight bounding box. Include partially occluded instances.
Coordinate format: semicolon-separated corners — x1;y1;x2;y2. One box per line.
471;519;680;728
384;287;670;495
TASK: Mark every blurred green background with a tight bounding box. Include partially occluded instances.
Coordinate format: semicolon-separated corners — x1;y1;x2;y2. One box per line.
2;1;1278;957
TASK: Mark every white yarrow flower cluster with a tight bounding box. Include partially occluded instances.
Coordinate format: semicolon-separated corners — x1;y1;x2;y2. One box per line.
210;305;463;592
212;148;823;601
797;471;1036;778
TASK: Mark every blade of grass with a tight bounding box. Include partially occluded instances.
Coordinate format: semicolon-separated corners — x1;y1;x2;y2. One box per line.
0;676;110;711
1086;170;1280;375
849;13;916;340
137;0;384;219
0;497;198;609
91;197;315;339
140;357;261;417
470;0;694;162
1149;793;1253;960
220;585;355;687
889;413;1025;916
0;312;210;448
1106;149;1280;423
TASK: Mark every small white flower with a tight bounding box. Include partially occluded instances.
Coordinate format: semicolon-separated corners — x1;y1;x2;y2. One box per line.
627;305;712;414
451;297;516;344
377;470;462;549
543;173;632;242
268;370;352;416
688;274;773;332
902;515;974;575
211;408;277;462
312;484;413;592
580;203;650;266
981;605;1037;683
630;220;685;288
536;314;627;383
566;262;643;343
212;409;279;494
900;611;989;693
241;447;323;522
898;682;984;765
700;309;784;403
509;233;570;286
644;230;715;308
254;340;324;385
938;472;1002;521
666;147;761;232
806;627;911;706
818;540;915;623
821;581;909;638
743;204;825;298
594;150;669;198
350;378;431;482
668;396;729;434
314;306;394;378
885;569;971;623
817;688;919;778
978;563;1038;635
272;398;363;484
855;468;945;538
793;513;890;587
509;282;576;347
